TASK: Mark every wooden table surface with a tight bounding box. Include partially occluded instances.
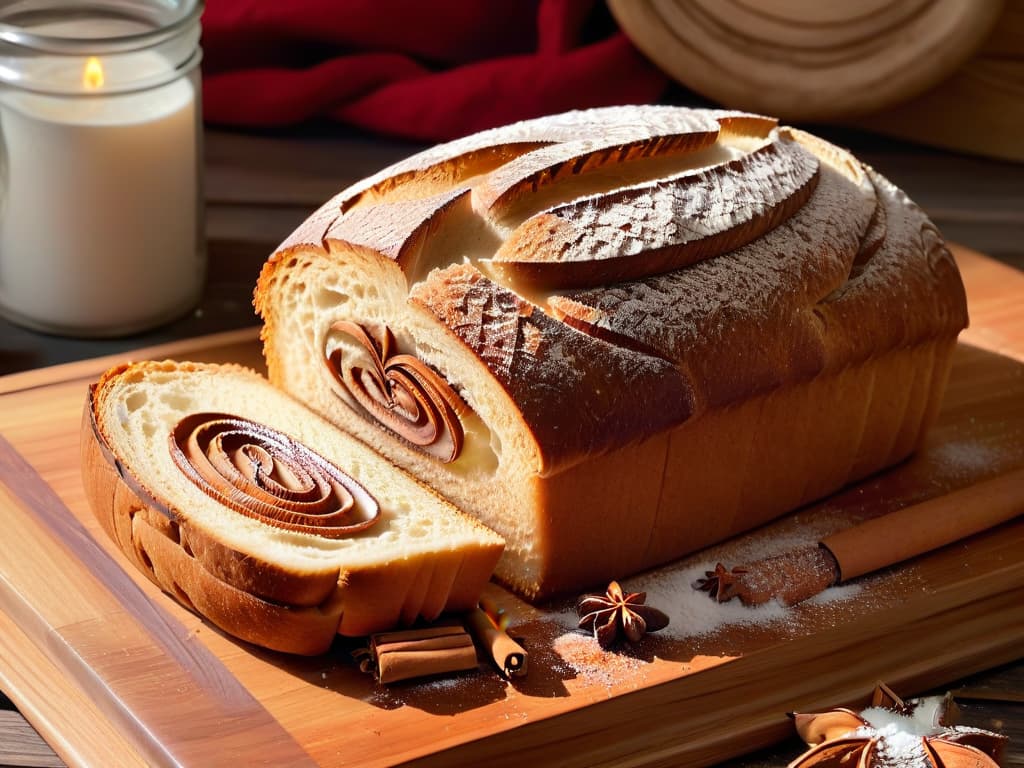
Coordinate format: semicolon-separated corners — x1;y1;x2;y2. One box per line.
0;119;1022;767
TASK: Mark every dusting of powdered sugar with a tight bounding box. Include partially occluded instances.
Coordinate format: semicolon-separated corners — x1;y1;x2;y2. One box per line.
804;582;863;604
353;505;921;700
551;162;872;383
552;508;870;661
550;632;650;688
927;437;1012;482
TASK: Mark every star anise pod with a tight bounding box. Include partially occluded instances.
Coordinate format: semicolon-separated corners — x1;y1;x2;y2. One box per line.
692;562;748;602
789;684;1007;768
576;580;670;649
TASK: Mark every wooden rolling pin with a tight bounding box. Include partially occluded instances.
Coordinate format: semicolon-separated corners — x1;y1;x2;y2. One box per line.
694;468;1024;606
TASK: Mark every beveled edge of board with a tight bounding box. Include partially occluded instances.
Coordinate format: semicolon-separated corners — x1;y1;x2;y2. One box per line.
0;433;318;768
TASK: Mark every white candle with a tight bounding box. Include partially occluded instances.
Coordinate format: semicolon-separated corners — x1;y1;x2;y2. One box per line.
0;22;202;336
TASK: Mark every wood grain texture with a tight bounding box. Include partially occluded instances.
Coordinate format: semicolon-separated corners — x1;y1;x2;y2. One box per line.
0;711;64;768
608;0;1002;121
0;605;139;767
855;0;1024;161
0;246;1020;768
0;438;318;768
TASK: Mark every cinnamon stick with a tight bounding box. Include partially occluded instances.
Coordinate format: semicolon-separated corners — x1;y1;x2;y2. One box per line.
465;606;528;678
364;622;478;684
821;468;1024;581
696;467;1024;606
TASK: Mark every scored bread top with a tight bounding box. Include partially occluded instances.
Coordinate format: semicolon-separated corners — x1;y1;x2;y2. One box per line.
257;106;968;476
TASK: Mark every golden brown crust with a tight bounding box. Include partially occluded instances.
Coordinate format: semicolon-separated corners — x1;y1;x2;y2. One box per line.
336;106;736;214
258;106;967;477
408;262;695;475
131;508;344;655
513;336;958;599
472;111;723;216
486;133;821;289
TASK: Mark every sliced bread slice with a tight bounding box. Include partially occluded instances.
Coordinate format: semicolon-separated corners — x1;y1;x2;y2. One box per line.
82;360;504;655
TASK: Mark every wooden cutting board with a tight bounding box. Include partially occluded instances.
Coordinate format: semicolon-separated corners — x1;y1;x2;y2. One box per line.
0;247;1022;768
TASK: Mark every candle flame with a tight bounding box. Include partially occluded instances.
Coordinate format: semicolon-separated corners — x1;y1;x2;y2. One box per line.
83;57;104;90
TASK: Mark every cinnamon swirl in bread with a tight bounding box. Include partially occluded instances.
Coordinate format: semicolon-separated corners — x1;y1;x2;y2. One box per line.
82;361;503;654
254;106;968;600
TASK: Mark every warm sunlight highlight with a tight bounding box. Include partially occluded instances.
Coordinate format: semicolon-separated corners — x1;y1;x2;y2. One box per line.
82;56;104;90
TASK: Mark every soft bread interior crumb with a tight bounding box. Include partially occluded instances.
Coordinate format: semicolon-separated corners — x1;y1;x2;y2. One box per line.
261;246;546;591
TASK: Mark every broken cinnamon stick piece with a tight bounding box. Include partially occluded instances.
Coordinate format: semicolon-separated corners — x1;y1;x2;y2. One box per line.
465;605;528;678
365;621;478;684
693;546;840;606
695;467;1024;606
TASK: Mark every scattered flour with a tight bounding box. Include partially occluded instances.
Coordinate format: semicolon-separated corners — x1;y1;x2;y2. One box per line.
861;703;939;736
553;509;865;646
551;632;648;688
804;582;862;605
927;438;1013;482
865;723;933;767
359;506;910;698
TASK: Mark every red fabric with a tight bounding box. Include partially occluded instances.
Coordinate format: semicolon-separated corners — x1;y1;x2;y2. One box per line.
200;0;668;141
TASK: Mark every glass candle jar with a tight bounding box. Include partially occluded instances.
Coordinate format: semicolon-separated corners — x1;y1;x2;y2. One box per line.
0;0;204;337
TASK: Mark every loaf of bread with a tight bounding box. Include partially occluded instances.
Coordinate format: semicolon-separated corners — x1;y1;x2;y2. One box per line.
255;106;968;600
82;361;504;654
